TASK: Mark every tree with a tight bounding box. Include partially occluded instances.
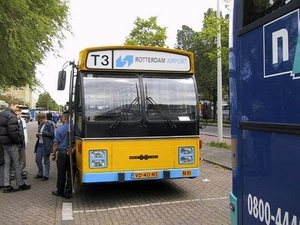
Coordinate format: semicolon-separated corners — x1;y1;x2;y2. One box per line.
0;94;19;106
195;8;229;122
174;25;197;51
0;0;71;89
124;16;167;47
35;92;59;111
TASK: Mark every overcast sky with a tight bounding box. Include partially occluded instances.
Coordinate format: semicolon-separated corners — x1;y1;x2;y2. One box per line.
36;0;228;105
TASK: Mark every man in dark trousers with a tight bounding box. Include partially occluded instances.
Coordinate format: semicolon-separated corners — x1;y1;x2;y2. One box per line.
0;100;31;193
0;144;4;188
51;112;74;199
47;111;53;121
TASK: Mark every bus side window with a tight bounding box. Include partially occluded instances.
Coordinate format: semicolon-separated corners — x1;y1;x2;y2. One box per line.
243;0;293;26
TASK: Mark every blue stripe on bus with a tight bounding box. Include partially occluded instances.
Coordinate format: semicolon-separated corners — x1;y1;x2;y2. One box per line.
82;168;200;183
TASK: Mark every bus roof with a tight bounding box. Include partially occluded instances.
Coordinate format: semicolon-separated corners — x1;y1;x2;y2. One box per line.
78;45;194;74
17;105;29;109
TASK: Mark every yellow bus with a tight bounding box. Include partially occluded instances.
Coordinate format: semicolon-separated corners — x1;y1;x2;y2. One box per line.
58;45;201;184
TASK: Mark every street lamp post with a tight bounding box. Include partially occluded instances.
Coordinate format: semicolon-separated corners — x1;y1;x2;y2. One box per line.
217;0;223;142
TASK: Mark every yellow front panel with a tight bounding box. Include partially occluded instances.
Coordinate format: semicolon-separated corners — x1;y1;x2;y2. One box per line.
113;139;174;170
76;137;199;173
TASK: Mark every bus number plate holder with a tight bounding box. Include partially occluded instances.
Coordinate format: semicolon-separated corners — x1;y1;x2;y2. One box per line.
182;170;192;176
133;171;159;179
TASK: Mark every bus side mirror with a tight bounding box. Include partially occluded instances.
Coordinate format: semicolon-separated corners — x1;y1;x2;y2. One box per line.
57;71;66;90
202;102;211;119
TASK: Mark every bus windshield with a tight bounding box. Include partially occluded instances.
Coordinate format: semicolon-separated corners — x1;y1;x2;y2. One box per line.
83;74;140;122
82;73;197;122
144;75;197;121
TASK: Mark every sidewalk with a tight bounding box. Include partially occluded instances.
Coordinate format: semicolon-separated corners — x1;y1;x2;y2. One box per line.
200;133;232;170
201;146;232;169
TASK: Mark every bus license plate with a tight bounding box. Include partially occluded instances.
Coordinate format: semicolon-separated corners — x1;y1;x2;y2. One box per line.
133;171;159;179
182;170;192;176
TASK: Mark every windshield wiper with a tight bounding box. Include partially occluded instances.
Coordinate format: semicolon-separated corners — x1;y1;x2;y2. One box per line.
110;85;140;129
146;96;176;129
110;83;140;129
110;97;140;129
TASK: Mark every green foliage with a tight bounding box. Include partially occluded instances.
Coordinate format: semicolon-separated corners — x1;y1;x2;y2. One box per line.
0;0;71;89
197;9;229;110
0;94;19;105
124;16;167;47
175;25;197;51
35;92;60;111
175;8;229;122
198;10;229;68
205;141;231;150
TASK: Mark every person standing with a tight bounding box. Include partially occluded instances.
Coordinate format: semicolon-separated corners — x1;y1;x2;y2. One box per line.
46;111;53;121
0;100;31;193
34;113;54;181
52;112;59;128
51;112;74;199
0;144;4;188
11;108;28;179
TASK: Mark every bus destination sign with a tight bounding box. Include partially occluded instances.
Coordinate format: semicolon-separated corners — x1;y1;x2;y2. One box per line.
86;50;191;71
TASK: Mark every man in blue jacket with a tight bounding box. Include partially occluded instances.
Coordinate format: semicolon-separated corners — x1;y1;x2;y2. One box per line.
0;100;31;193
51;112;74;199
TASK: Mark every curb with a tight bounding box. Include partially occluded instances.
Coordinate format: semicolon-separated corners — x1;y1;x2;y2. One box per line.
201;158;232;170
200;132;231;139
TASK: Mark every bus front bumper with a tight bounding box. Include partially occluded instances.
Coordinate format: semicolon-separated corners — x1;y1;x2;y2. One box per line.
81;168;199;183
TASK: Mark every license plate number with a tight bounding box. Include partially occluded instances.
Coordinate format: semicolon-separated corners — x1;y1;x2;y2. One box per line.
133;171;159;179
182;170;192;176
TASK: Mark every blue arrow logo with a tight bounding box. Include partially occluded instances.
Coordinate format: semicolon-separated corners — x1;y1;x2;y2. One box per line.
116;55;134;67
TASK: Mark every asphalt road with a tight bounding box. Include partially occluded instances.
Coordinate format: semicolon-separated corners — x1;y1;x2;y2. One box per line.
200;125;231;137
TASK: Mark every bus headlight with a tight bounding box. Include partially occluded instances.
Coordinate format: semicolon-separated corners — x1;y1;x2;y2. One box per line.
90;150;107;168
91;151;105;158
180;147;193;154
181;156;193;163
91;160;105;167
179;146;195;164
